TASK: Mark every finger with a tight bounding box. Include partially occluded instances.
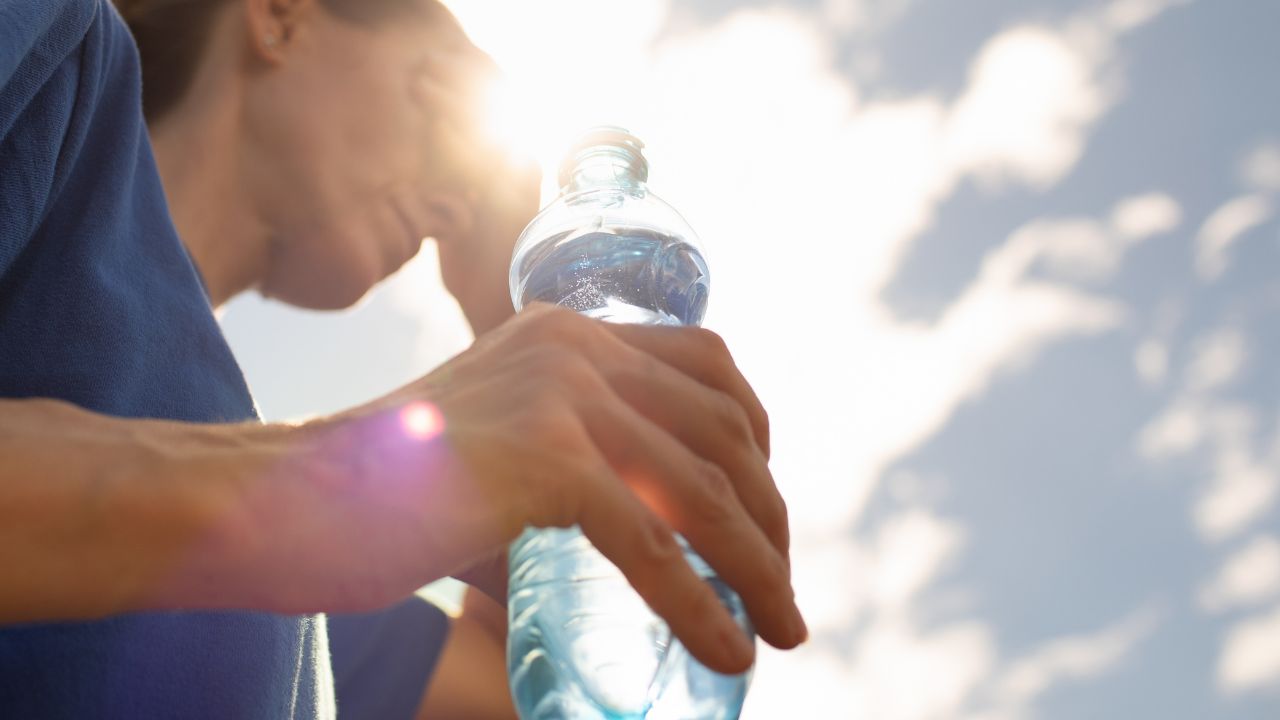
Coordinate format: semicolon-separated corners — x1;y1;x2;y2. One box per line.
603;324;771;458
570;450;759;675
605;359;790;560
579;394;805;658
538;317;787;558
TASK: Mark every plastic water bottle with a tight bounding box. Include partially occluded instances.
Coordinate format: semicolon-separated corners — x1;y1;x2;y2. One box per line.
506;128;754;720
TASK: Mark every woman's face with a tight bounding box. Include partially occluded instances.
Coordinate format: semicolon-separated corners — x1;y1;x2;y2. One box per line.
240;2;489;309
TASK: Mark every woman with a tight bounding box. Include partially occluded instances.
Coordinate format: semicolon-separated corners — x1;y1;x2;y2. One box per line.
119;0;531;716
0;0;805;718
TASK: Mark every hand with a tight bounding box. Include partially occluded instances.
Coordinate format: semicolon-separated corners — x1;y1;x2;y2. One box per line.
414;45;543;336
431;152;541;336
262;305;802;674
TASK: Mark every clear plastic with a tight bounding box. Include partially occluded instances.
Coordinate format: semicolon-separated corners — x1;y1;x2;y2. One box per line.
506;128;753;719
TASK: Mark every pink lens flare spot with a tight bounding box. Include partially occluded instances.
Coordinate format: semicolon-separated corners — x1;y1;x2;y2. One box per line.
400;402;444;441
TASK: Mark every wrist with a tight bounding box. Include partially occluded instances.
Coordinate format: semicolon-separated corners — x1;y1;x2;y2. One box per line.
120;419;306;614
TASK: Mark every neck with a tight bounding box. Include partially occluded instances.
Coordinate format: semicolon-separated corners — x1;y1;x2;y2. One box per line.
148;62;269;309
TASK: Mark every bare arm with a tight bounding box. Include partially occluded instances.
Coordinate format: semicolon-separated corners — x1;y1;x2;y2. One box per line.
0;398;280;623
0;307;803;674
0;396;455;622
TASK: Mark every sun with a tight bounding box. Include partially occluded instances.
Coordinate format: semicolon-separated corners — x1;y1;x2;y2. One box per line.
445;0;669;197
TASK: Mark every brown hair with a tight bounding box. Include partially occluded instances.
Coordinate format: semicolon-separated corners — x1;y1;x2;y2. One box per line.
113;0;439;121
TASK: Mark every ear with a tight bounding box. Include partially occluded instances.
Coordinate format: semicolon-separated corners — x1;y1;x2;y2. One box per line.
243;0;317;62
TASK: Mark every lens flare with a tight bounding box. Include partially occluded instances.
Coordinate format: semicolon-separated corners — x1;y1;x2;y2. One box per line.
401;402;445;441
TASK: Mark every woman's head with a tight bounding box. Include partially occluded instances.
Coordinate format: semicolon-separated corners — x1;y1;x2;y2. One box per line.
115;0;495;308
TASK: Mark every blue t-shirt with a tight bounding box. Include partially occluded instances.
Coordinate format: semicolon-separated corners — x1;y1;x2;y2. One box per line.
0;1;449;717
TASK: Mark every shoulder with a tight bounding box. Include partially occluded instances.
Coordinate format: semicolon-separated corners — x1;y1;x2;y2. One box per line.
0;0;139;278
0;0;101;93
0;0;137;136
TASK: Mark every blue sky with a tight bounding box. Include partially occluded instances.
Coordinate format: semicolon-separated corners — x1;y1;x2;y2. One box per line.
221;0;1280;716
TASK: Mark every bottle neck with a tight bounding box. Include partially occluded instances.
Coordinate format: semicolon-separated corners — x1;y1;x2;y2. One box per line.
561;147;649;195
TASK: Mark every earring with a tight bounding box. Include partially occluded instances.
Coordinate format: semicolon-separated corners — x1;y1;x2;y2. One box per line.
263;34;278;47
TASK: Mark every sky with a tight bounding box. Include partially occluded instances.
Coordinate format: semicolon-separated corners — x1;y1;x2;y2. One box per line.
219;0;1280;717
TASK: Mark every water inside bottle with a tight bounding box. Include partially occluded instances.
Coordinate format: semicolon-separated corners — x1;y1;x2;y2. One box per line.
508;527;751;720
514;228;710;326
507;173;752;718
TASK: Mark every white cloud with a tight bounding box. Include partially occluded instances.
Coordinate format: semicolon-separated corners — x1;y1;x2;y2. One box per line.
790;535;869;635
1185;401;1278;544
435;1;1196;717
1240;140;1280;191
994;192;1180;285
1200;536;1280;613
1196;449;1279;544
1103;0;1191;32
750;510;986;720
985;606;1163;715
744;644;859;719
1137;328;1247;461
870;511;965;609
821;0;868;33
1137;399;1204;460
1110;192;1183;241
846;618;996;720
1136;325;1278;542
1185;327;1247;395
1134;339;1170;388
945;26;1107;190
441;0;1184;543
1195;194;1275;281
1218;603;1280;694
1009;219;1117;282
629;7;1137;537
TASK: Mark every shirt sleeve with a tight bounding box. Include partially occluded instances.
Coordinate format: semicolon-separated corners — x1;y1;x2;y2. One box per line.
327;596;454;720
0;0;99;280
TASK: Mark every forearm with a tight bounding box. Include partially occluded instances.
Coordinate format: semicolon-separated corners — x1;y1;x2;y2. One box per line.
0;398;293;623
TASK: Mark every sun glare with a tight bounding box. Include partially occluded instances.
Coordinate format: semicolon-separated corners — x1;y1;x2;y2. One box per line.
478;76;562;177
447;0;668;197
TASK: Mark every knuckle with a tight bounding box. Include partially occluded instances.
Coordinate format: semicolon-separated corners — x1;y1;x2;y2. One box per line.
716;391;754;443
522;300;560;317
696;463;738;523
635;518;685;577
532;303;585;339
521;397;576;442
557;352;601;391
762;494;791;553
615;345;663;387
522;344;567;373
522;346;596;393
763;541;791;588
692;327;731;358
